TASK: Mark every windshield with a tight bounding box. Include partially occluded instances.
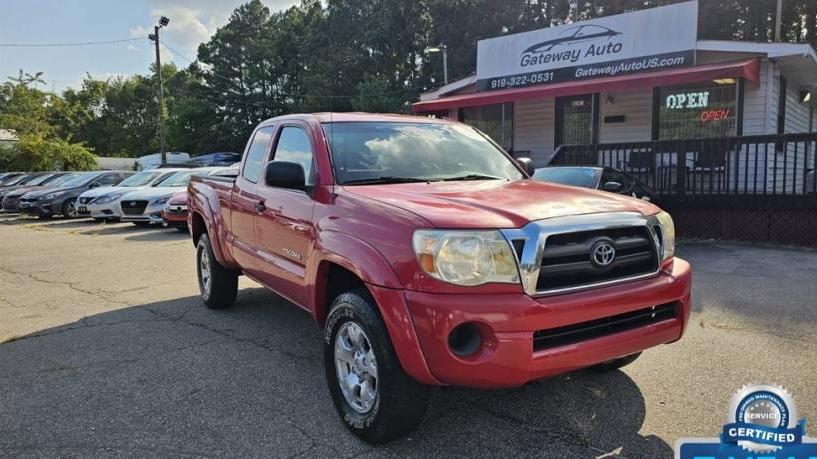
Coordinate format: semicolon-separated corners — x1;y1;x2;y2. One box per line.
156;171;195;187
532;167;600;189
323;122;523;185
4;175;30;186
55;173;95;189
46;174;77;187
25;174;55;186
118;171;162;187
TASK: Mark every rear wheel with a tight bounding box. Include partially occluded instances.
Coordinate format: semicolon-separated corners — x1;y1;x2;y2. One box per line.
324;288;430;444
196;233;238;309
591;352;642;372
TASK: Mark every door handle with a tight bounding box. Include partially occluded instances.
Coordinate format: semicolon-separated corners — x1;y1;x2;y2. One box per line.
254;200;266;212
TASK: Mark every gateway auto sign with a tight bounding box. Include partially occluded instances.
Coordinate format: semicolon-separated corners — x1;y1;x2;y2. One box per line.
475;1;698;91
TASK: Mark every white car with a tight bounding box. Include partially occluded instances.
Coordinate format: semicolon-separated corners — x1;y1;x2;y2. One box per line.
119;167;235;226
82;169;186;221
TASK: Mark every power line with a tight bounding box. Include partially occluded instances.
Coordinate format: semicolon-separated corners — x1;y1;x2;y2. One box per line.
0;37;143;47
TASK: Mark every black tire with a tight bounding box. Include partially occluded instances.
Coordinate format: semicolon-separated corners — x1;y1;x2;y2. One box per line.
61;199;78;218
591;352;642;372
196;233;238;309
324;288;430;444
132;221;150;227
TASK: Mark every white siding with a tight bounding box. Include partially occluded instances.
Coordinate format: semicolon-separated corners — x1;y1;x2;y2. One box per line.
743;60;774;135
598;89;652;143
513;99;554;166
785;78;811;133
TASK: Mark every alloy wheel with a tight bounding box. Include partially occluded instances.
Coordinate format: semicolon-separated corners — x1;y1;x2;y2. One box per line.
199;247;211;296
334;321;379;414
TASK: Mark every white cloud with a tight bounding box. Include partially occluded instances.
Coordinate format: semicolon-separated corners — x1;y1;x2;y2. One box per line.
130;0;298;65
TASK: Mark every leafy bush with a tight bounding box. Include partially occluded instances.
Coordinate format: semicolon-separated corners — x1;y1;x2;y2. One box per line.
4;135;98;171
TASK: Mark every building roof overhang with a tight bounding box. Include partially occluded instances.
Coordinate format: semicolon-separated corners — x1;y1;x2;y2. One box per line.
412;57;760;113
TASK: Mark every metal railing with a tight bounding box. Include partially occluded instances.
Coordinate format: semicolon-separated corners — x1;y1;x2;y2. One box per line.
549;133;817;196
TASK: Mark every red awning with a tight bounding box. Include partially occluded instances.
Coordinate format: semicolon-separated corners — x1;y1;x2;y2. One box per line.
412;58;760;113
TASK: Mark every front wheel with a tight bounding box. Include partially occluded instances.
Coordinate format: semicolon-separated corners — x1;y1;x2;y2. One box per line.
196;233;238;309
62;199;79;218
324;289;430;444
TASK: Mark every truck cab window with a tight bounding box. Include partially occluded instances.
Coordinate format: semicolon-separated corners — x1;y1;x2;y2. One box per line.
243;127;274;183
273;127;314;186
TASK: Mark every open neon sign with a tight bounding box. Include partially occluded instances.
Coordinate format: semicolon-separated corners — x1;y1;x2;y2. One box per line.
700;109;731;122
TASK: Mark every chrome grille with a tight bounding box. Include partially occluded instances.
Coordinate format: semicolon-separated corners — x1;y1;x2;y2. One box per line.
501;212;662;296
537;226;658;292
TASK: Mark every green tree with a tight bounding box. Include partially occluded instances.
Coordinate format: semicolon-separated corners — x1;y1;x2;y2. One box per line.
8;135;98;171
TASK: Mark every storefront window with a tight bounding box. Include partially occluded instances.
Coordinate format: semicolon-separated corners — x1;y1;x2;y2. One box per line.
460;103;514;151
658;82;737;140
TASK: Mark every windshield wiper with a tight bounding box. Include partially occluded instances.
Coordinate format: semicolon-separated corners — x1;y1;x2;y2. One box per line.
342;176;430;185
439;173;505;182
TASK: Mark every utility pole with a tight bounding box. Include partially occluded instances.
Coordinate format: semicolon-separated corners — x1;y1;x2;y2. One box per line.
424;45;449;85
775;0;783;42
148;16;170;165
442;45;448;85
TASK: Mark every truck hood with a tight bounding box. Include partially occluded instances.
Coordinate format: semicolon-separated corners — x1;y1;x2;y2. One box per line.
341;179;659;228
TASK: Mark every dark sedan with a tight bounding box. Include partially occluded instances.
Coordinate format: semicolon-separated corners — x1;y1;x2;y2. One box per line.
531;166;654;201
1;173;72;212
18;171;130;218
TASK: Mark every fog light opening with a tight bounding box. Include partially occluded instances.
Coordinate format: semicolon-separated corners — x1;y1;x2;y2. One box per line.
448;323;482;357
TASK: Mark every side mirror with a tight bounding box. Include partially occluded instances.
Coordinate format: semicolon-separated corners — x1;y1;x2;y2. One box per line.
515;157;535;176
265;161;305;189
602;181;622;192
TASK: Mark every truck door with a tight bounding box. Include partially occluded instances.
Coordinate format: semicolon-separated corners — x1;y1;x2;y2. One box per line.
231;126;275;271
252;124;316;307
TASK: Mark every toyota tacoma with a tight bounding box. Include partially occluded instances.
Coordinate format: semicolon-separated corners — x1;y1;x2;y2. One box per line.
188;113;692;443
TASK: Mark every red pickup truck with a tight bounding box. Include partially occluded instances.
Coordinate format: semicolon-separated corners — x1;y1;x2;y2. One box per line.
188;113;691;443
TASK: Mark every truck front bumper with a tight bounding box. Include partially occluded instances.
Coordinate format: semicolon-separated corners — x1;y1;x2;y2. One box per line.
399;258;691;389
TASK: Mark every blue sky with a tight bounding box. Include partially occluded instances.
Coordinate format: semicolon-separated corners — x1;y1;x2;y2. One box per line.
0;0;298;92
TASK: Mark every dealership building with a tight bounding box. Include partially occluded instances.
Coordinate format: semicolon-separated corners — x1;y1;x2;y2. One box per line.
413;2;817;172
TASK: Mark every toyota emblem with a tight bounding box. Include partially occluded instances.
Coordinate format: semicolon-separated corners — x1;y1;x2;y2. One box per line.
590;241;616;267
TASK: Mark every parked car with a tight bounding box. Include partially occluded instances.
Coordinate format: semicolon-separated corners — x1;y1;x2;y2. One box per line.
186;152;241;167
135;152;191;170
1;172;72;212
162;166;238;231
83;169;187;221
188;113;691;443
532;166;654;201
119;167;230;226
0;172;49;193
18;171;130;218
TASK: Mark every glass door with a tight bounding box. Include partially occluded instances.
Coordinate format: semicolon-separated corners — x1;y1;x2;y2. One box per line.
556;94;595;146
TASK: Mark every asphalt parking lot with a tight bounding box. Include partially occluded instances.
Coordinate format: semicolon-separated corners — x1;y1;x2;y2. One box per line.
1;214;816;458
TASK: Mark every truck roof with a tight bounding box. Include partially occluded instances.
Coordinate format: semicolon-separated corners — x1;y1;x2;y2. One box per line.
257;112;455;128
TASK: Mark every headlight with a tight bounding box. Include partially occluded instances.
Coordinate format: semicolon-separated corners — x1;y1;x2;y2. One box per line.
40;192;64;200
652;211;675;261
154;195;171;205
95;192;126;204
412;230;519;286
